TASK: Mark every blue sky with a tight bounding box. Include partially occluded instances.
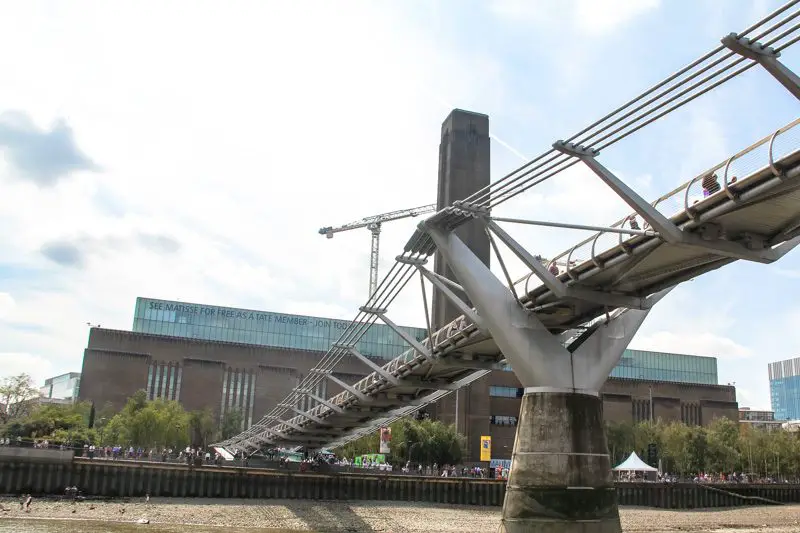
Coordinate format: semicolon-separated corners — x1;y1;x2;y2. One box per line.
0;0;798;411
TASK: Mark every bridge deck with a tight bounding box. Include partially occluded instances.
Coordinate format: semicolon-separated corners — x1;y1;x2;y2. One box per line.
219;119;800;452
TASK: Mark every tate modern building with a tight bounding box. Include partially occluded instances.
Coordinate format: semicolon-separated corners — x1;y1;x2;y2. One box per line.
77;296;738;461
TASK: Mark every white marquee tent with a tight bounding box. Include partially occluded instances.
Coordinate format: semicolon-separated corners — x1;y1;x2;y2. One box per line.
613;452;657;472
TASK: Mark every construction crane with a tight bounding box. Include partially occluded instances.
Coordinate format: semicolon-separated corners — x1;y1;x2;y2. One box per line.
319;204;437;298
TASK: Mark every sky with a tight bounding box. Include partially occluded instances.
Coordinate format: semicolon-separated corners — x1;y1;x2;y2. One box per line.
1;0;799;411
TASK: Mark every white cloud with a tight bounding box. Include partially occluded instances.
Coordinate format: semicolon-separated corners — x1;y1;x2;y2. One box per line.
630;331;752;359
0;353;54;387
488;0;660;35
0;293;14;319
574;0;661;35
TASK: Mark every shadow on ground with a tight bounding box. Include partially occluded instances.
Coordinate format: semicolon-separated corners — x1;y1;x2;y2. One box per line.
283;501;385;533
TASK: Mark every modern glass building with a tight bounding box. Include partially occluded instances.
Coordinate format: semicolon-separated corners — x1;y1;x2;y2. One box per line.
132;297;427;360
768;357;800;420
40;372;81;402
500;349;718;385
610;349;717;385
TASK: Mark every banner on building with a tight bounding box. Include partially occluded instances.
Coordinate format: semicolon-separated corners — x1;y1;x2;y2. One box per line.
480;435;492;461
379;426;392;454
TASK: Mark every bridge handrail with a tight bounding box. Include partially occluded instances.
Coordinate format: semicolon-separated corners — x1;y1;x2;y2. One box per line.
535;117;800;281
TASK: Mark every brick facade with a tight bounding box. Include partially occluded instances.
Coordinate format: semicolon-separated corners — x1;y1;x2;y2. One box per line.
78;328;738;461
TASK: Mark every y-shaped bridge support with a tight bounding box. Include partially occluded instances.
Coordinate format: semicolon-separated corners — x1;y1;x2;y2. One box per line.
425;222;671;533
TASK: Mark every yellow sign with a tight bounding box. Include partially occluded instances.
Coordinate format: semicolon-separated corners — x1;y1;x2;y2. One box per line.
480;436;492;461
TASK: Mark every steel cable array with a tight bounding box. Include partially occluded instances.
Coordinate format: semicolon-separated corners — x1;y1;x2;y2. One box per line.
217;0;800;451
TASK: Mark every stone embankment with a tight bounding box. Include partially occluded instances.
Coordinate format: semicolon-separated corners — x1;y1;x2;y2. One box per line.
3;498;800;532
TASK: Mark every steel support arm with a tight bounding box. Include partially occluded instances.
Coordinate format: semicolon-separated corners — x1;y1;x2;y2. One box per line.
361;307;434;360
424;221;667;392
568;288;673;390
417;266;487;331
295;388;345;414
266;415;307;433
424;222;574;389
287;405;330;426
553;142;683;242
316;371;371;402
335;343;400;385
490;216;656;236
722;33;800;100
485;219;650;309
553;141;781;263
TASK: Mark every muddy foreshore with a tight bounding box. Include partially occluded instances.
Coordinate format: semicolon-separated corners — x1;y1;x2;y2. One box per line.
3;498;800;532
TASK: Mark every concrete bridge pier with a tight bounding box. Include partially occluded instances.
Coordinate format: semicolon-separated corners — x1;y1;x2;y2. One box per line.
424;222;672;532
502;391;617;532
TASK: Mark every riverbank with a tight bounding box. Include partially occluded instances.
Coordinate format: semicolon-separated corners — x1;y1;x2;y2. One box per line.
3;498;800;532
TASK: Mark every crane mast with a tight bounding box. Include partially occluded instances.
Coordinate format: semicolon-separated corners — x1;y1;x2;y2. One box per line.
319;204;436;297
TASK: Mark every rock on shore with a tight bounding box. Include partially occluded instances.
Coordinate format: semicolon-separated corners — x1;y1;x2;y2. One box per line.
2;498;800;532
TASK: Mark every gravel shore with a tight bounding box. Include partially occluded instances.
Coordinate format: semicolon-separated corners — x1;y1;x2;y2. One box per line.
2;498;800;532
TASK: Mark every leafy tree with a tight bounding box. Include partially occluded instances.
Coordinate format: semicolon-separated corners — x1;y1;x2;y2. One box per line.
661;422;693;475
220;409;245;440
606;421;635;465
0;373;40;423
24;403;86;438
599;417;800;479
706;417;739;472
0;398;97;448
102;391;190;449
93;401;117;432
189;408;216;448
336;417;465;466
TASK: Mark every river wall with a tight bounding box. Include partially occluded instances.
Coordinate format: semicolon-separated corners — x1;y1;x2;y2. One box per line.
1;456;798;509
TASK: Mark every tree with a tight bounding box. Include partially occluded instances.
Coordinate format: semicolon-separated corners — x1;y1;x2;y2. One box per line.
661;422;693;475
24;403;86;438
0;374;40;423
220;409;245;440
336;417;465;466
706;417;739;473
606;421;635;465
189;408;216;448
93;401;117;433
0;399;97;448
101;391;190;449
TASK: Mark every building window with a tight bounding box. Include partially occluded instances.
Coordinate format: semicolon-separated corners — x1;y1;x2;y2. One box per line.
220;368;255;430
174;365;183;401
247;373;256;428
167;364;176;400
681;402;701;426
633;399;651;424
221;368;229;420
146;364;155;400
489;386;522;398
153;364;162;400
490;415;518;426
